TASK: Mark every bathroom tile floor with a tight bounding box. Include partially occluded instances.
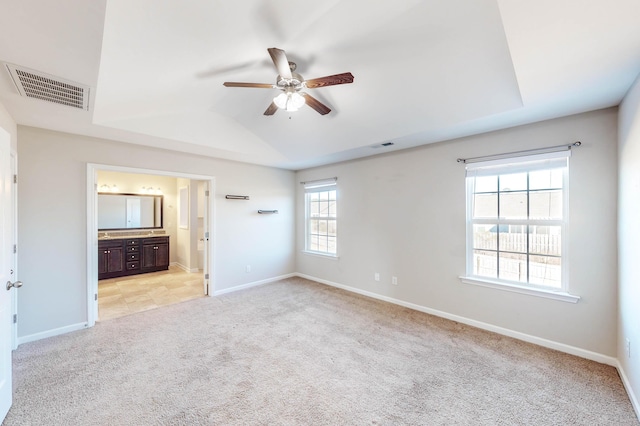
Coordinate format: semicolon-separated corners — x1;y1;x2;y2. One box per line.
98;266;205;321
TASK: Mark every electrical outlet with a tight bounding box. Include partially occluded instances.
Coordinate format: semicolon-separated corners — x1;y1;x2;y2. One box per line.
626;338;631;358
374;272;380;282
392;276;398;285
246;265;251;273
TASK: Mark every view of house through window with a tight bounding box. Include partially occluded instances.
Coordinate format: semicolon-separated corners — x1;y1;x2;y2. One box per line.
304;178;337;255
465;152;569;290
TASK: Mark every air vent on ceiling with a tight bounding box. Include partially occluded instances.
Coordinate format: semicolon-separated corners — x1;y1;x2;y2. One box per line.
4;63;90;111
371;141;395;149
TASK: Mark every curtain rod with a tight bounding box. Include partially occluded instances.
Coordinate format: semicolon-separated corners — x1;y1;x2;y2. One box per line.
299;177;338;185
456;141;581;164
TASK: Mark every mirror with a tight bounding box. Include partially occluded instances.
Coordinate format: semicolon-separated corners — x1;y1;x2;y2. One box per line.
98;193;163;230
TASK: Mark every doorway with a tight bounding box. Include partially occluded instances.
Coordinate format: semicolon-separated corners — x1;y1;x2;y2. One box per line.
87;164;215;325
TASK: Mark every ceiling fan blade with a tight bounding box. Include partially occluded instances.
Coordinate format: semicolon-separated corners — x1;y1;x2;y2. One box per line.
267;47;292;79
223;82;274;88
305;72;354;89
264;102;278;116
303;93;331;115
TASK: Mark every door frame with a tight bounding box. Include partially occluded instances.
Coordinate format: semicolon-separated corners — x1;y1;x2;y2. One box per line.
86;163;216;326
10;150;17;350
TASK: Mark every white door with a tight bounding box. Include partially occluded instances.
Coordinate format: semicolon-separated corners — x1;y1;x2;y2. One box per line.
0;128;13;421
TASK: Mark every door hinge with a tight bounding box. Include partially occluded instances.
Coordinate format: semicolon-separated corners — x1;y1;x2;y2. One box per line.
13;174;17;184
13;314;17;324
204;273;209;279
13;244;17;254
204;232;209;240
205;190;209;196
94;293;98;301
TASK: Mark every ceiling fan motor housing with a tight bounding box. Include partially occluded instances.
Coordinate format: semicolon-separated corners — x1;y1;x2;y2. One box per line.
276;72;304;90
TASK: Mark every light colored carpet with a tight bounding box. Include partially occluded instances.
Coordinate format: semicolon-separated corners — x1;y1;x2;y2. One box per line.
3;277;638;425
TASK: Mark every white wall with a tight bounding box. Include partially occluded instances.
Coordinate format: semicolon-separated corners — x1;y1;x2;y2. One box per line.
97;170;178;263
297;109;619;358
17;126;296;338
0;102;16;151
618;74;640;413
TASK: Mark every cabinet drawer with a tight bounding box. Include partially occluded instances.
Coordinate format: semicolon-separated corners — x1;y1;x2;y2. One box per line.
126;246;139;253
126;239;139;246
126;261;140;270
127;253;140;261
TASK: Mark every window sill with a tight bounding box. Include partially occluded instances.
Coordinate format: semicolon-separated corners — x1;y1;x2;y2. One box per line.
301;250;339;260
459;276;580;303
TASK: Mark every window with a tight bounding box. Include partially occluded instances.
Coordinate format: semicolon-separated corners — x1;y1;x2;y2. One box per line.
464;151;570;292
304;178;337;256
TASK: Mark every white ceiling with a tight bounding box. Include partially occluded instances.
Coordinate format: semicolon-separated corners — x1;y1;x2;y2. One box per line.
0;0;639;170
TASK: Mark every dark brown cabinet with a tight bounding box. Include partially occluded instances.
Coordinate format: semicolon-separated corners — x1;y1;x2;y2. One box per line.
141;237;170;272
98;236;169;280
98;240;124;277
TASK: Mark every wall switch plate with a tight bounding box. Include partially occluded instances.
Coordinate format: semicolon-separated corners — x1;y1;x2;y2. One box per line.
374;272;380;282
392;276;398;285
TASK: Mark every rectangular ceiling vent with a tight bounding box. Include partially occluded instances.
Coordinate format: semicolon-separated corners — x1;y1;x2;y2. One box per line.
4;63;90;111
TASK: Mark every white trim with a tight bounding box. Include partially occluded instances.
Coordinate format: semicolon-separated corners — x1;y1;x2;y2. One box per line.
296;273;612;366
171;262;199;273
17;322;89;345
460;276;580;303
617;361;640;420
212;273;296;296
301;250;339;260
87;163;217;323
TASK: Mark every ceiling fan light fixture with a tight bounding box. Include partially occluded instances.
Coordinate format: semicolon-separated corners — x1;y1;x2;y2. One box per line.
273;91;305;112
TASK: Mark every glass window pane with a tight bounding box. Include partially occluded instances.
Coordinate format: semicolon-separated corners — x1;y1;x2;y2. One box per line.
309;235;319;252
309;192;319;201
318;220;327;234
529;226;561;256
530;190;562;219
529;255;562;288
474;193;497;218
500;173;527;191
498;253;527;283
328;190;336;201
500;192;527;219
499;226;527;254
530;169;563;190
309;219;319;234
474;176;497;193
318;235;328;252
329;201;337;217
327;237;337;254
473;250;497;278
319;191;329;201
473;224;497;250
319;201;329;216
310;201;320;217
328;220;337;237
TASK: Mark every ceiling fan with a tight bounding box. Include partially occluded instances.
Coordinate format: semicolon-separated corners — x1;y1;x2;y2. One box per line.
223;48;354;116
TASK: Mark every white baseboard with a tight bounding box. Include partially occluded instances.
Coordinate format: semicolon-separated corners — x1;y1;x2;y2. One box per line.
17;322;89;346
213;273;297;296
171;262;199;273
617;361;640;420
296;273;618;367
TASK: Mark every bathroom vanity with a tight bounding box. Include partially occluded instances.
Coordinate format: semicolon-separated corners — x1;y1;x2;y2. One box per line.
98;236;169;280
97;191;168;280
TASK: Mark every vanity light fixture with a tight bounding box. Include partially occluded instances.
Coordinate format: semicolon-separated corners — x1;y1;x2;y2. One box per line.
98;184;119;193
